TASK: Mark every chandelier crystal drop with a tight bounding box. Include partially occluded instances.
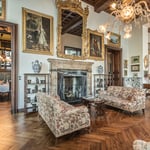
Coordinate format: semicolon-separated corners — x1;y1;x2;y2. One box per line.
98;0;150;39
123;24;132;33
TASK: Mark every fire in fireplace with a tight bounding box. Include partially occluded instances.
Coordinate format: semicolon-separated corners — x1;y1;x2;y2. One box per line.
57;70;87;104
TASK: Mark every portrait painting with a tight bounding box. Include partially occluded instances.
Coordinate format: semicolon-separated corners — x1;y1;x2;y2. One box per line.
22;8;53;55
87;29;104;60
107;32;121;47
0;0;6;20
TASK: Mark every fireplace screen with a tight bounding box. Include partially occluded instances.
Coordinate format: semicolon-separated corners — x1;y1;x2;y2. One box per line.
57;70;87;104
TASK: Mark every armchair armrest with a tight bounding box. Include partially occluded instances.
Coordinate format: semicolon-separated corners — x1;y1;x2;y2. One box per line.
64;105;89;115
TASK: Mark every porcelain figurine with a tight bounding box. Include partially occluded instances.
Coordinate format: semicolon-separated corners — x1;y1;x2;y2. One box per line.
32;60;42;73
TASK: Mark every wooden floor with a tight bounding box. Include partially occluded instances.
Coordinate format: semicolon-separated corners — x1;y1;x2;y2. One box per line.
0;99;150;150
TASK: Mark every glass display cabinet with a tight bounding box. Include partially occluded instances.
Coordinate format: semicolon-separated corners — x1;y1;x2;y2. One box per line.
24;73;50;113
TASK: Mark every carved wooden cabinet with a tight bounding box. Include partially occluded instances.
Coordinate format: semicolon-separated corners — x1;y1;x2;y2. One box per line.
24;73;50;113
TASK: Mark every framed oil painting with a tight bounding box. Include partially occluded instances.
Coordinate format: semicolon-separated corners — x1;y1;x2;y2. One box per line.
124;70;127;76
87;29;104;60
107;32;121;47
124;59;128;69
131;56;140;64
0;0;6;20
131;65;140;72
22;8;53;55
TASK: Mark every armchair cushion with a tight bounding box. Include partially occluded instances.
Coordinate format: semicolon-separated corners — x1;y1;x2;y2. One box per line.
133;140;150;150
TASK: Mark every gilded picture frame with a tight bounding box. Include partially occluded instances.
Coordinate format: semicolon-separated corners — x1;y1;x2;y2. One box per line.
87;29;104;60
107;32;121;47
22;8;53;55
0;0;6;20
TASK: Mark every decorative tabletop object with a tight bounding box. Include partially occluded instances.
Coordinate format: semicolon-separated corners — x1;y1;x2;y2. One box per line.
97;65;103;74
32;60;42;73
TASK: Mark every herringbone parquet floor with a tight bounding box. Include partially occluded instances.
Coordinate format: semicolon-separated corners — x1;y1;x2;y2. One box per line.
0;99;150;150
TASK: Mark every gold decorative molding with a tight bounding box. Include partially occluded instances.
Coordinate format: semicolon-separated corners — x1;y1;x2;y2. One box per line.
55;0;89;60
0;0;6;20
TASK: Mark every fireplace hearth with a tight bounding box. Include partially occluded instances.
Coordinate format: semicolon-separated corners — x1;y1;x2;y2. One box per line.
58;70;87;104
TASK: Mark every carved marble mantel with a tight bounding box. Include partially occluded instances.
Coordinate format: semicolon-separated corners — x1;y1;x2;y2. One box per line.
47;58;93;95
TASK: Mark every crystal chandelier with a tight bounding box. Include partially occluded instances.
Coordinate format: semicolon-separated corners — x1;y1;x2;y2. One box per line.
98;0;150;39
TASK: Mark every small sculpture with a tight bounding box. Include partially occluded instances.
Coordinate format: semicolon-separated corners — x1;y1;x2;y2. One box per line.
97;65;103;74
35;85;38;93
36;77;39;84
32;60;42;73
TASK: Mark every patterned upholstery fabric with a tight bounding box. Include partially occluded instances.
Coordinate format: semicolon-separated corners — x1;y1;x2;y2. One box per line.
99;86;146;113
133;140;150;150
36;92;90;138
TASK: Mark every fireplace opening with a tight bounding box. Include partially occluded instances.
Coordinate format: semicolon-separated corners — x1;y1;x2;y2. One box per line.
57;70;87;104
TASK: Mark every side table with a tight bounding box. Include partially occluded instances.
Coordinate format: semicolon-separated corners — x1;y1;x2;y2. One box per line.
82;96;105;117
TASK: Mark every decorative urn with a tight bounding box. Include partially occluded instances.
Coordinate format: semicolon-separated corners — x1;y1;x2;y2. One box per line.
32;60;42;73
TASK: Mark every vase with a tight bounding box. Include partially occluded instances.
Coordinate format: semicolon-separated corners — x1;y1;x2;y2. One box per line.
32;60;42;73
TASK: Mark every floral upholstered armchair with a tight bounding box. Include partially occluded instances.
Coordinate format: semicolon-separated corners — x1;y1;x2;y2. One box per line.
133;140;150;150
36;92;90;138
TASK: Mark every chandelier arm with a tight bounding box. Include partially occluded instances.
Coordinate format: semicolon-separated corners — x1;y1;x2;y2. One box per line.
137;1;150;12
98;0;150;39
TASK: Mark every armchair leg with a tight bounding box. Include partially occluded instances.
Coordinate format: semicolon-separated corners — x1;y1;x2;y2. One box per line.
87;126;91;133
142;109;145;114
54;137;58;145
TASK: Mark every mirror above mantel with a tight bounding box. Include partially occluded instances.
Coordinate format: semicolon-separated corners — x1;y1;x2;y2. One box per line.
55;0;89;60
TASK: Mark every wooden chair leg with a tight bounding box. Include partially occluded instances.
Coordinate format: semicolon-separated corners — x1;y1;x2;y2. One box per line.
87;126;91;133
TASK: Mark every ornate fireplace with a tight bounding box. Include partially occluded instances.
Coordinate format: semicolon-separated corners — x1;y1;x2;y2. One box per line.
47;59;93;103
58;70;87;104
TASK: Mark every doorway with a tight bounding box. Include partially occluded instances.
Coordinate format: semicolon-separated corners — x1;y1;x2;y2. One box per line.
105;45;122;86
0;20;18;113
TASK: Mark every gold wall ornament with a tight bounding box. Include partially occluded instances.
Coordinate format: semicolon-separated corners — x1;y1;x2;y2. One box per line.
107;32;121;48
144;55;149;69
55;0;89;60
0;0;6;20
